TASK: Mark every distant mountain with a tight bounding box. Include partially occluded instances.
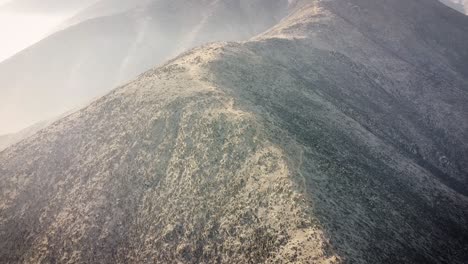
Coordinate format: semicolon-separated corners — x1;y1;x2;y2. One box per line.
0;0;289;134
1;0;467;263
0;120;51;151
0;109;74;151
56;0;150;30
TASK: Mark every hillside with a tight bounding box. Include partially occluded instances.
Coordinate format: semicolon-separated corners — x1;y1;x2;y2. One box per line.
1;0;468;263
0;109;75;151
0;120;51;151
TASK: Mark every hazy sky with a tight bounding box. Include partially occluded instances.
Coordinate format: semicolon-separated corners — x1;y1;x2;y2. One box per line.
0;0;98;63
0;12;67;62
0;0;99;135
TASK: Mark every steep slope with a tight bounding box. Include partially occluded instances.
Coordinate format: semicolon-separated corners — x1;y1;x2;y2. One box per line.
0;46;338;263
1;0;468;263
0;0;289;134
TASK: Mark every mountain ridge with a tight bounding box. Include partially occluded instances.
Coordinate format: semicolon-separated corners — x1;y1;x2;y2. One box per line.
0;0;467;263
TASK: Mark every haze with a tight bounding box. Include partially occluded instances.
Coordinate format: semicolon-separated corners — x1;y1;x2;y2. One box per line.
0;0;99;63
0;0;291;135
0;0;465;135
0;13;66;62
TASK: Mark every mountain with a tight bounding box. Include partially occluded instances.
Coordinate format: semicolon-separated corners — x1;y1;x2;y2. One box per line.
1;0;468;263
56;0;150;30
0;0;289;134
